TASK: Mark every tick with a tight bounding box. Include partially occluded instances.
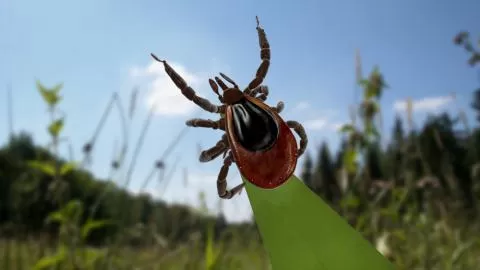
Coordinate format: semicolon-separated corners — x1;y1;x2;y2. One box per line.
150;16;308;199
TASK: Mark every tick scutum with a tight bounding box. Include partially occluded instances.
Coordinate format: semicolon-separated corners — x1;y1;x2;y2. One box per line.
231;98;279;152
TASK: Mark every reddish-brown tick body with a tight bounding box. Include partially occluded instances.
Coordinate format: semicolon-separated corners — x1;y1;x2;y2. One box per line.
225;94;298;189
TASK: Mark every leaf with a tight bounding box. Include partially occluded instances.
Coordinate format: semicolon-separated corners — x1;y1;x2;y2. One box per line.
365;121;380;139
453;31;468;45
50;82;63;94
48;118;64;138
27;160;56;176
47;199;84;225
243;174;394;270
81;219;113;240
390;229;406;242
46;211;65;224
450;240;478;266
358;79;370;88
378;209;399;222
340;193;360;209
205;221;220;270
81;248;106;267
364;67;388;99
36;81;63;107
355;214;367;231
64;199;84;222
60;161;77;175
33;246;66;270
339;124;355;133
365;84;378;99
343;148;358;173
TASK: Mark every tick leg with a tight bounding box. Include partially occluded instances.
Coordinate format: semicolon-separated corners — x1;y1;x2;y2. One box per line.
248;85;283;113
244;16;270;95
271;101;284;113
287;120;308;157
217;152;245;199
150;54;221;113
186;118;225;131
250;85;269;101
209;79;224;103
199;134;229;162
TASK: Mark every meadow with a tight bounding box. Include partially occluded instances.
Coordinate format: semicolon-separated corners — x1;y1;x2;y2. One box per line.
0;31;480;270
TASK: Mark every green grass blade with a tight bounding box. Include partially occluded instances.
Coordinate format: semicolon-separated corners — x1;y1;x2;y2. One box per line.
243;174;395;270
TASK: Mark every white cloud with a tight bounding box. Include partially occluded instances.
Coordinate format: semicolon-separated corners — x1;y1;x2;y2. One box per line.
329;122;345;132
292;101;310;111
304;118;328;130
130;61;207;116
129;66;144;78
304;117;345;132
393;95;454;113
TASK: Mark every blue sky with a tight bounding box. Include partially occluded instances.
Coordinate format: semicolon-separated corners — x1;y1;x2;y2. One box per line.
1;0;479;222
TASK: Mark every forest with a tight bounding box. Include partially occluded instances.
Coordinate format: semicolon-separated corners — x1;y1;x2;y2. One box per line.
0;32;479;269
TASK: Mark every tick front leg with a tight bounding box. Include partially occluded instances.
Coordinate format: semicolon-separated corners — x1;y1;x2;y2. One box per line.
199;134;229;162
248;86;283;113
250;85;269;101
244;16;271;95
217;152;245;199
150;54;221;114
186;118;225;131
286;120;308;157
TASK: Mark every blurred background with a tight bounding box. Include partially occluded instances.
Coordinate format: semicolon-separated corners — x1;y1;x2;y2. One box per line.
0;0;479;269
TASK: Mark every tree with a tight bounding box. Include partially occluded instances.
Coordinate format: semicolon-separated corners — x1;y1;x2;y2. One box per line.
471;90;480;123
314;142;339;203
301;152;314;191
0;133;252;245
386;116;406;183
335;139;348;169
392;115;405;147
365;143;384;181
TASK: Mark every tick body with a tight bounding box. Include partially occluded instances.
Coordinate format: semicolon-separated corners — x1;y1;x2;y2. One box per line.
150;16;308;199
225;95;298;189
